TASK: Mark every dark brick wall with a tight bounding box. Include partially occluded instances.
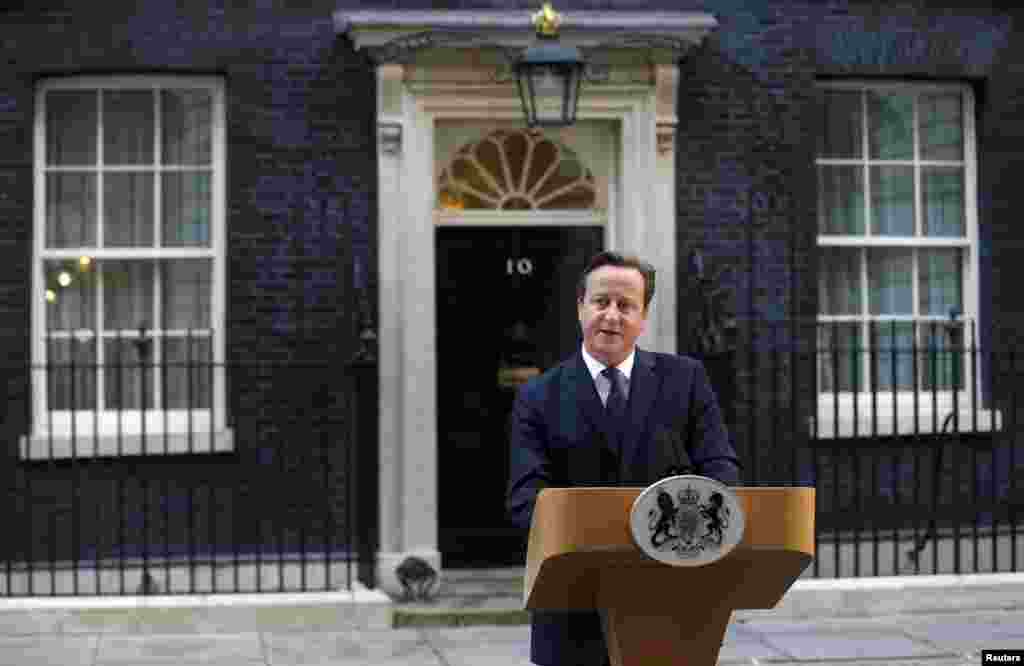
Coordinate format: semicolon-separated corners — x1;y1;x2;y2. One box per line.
0;2;374;569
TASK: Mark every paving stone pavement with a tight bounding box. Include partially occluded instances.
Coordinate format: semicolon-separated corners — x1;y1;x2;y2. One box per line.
0;609;1019;665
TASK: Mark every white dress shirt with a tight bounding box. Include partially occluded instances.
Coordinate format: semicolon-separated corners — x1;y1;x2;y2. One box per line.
581;344;635;407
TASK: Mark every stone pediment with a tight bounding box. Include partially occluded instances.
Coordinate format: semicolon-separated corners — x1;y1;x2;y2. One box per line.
335;9;718;65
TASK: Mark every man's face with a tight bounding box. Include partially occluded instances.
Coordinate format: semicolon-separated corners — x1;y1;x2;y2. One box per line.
577;265;648;367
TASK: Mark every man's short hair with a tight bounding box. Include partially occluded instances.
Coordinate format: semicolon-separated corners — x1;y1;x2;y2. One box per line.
576;251;656;311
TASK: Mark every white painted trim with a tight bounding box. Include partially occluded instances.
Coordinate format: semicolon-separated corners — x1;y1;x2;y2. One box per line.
816;159;965;167
40;248;217;259
399;92;437;559
19;427;234;459
818;236;969;247
375;64;405;562
337;9;717;54
435;211;606;227
814;405;1001;439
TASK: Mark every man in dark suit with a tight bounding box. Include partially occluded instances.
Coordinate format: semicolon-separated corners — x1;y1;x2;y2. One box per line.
506;250;741;666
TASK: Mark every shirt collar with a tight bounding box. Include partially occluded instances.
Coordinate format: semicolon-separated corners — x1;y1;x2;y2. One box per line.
581;344;636;382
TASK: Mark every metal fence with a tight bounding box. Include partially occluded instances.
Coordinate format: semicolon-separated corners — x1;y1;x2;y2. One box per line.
715;318;1023;578
2;317;1022;595
0;349;378;597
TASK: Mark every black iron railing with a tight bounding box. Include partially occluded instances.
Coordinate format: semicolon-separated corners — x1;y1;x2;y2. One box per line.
1;315;1020;593
0;351;378;596
719;317;1022;578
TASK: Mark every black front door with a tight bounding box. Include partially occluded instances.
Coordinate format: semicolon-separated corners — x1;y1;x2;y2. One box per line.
436;226;603;567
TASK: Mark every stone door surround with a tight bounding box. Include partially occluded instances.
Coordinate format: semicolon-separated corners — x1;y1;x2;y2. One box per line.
337;8;718;595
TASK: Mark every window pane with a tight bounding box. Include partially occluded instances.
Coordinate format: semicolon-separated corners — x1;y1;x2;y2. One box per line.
162;89;212;166
919;249;962;317
162;259;211;331
868;248;913;315
922;167;964;237
819;323;863;393
819;90;862;158
46;173;96;247
104;173;154;247
103;90;154;165
535;145;594;210
922;323;961;391
448;152;502;209
869;92;914;160
818;165;864;235
45;259;96;331
104;337;154;410
47;337;97;410
870;166;914;236
819;247;861;315
920;92;962;161
871;321;914;391
162;337;211;409
46;90;97;166
103;261;154;331
162;172;211;247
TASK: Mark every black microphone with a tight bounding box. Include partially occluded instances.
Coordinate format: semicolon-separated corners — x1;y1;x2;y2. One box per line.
595;429;620;486
616;422;624;487
656;426;694;479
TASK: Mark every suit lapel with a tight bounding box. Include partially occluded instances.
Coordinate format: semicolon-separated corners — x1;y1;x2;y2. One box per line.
571;352;608;443
567;353;621;484
621;349;661;475
573;350;662;474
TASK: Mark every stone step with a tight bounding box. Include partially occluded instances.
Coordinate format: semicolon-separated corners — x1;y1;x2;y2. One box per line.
437;567;525;597
393;598;529;629
392;567;527;628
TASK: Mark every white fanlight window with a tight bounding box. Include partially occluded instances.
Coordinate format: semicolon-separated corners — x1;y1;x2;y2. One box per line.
437;128;598;211
433;123;613;231
30;76;228;458
815;81;995;437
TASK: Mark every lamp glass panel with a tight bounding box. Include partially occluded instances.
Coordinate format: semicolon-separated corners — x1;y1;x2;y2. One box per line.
529;65;565;125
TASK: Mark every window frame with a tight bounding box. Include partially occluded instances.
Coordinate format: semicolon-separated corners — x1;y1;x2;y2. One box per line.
29;75;229;459
814;80;993;438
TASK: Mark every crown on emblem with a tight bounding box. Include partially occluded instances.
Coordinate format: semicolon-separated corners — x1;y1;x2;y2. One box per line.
678;486;700;505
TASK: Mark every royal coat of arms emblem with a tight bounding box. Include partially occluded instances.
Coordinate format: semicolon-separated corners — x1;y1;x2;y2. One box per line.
629;475;745;567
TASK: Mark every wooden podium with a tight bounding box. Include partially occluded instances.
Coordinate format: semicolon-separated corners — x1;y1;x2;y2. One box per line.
524;487;815;666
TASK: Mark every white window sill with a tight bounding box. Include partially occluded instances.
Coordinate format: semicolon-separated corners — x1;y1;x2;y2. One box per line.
19;429;234;460
813;398;1001;439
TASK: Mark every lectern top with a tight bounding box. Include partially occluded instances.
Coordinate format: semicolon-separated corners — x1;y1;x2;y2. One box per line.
523;486;814;613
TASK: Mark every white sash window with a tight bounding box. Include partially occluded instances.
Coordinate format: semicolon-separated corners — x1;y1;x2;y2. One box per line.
29;76;228;458
815;81;995;437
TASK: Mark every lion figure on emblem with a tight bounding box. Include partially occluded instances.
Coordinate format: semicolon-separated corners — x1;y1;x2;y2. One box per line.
648;489;679;548
702;492;730;546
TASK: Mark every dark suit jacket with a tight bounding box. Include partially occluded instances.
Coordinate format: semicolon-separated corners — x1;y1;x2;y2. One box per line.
506;348;741;666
